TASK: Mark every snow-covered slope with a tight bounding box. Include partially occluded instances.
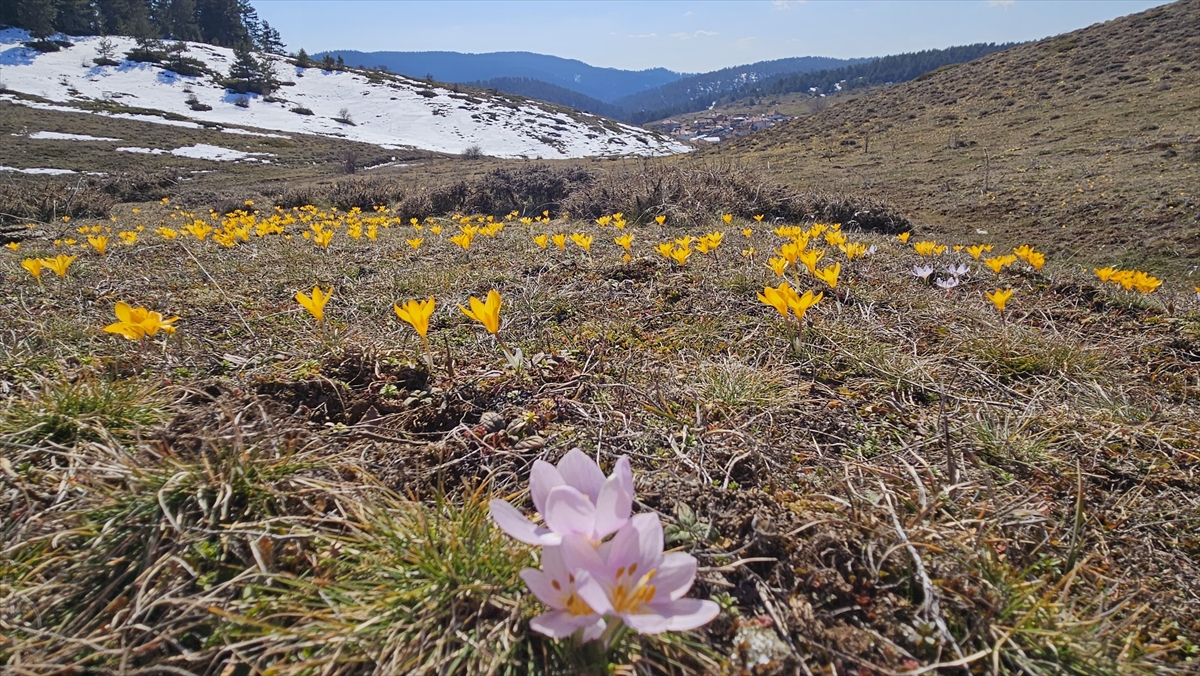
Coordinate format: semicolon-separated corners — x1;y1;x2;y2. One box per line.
0;30;690;159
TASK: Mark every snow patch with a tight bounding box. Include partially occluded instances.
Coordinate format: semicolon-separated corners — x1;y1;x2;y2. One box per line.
116;144;272;162
170;143;272;161
0;165;77;175
24;131;121;141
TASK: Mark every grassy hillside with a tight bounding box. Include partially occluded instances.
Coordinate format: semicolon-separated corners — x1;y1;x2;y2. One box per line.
718;0;1200;277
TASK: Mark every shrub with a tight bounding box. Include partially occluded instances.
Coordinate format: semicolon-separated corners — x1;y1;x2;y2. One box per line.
290;106;314;115
92;170;180;202
165;55;208;77
24;40;61;53
460;144;484;160
561;161;911;232
0;179;115;226
334;107;354;125
125;47;167;64
234;96;250;108
185;94;212;112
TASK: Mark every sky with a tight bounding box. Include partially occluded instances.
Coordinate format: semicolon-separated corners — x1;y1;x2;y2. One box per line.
252;0;1171;74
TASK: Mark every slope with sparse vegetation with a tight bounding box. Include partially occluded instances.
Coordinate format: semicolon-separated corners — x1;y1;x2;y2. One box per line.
718;0;1200;276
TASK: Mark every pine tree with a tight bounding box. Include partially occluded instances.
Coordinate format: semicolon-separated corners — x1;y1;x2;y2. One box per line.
295;47;312;68
158;0;201;41
17;0;59;40
321;53;335;71
54;0;100;35
257;21;284;54
335;54;344;70
224;42;276;95
195;0;247;46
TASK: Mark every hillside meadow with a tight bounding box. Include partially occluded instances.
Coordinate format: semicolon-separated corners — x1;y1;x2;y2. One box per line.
2;186;1199;674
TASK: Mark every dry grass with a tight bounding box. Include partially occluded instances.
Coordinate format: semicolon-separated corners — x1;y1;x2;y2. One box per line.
2;193;1198;674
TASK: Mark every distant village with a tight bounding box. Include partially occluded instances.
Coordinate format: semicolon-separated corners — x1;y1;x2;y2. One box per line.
647;111;793;145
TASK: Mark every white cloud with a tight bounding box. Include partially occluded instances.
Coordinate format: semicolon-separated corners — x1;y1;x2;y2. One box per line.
773;0;805;9
670;32;691;40
694;30;719;37
627;32;658;39
987;0;1015;6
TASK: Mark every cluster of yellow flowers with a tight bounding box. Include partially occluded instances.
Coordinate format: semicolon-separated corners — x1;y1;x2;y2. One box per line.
1093;267;1162;294
764;222;847;291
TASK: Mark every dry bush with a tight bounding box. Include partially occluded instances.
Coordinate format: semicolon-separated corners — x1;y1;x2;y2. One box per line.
429;164;594;216
562;161;911;232
92;170;181;202
0;178;115;228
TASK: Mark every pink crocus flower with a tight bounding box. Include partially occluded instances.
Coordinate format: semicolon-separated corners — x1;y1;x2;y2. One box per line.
520;545;607;640
562;513;719;635
489;449;633;546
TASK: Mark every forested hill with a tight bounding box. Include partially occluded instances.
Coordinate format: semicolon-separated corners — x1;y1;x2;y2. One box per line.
613;55;864;121
1;0;282;51
624;42;1018;124
319;50;682;103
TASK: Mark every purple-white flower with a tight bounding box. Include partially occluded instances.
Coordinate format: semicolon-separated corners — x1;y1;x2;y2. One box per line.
912;264;934;281
562;513;719;635
935;277;960;290
520;545;606;640
490;449;633;546
945;263;970;278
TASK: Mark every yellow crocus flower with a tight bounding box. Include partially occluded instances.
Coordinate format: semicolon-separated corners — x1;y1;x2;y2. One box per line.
1093;267;1116;282
570;233;593;252
534;234;549;249
757;282;793;317
614;234;633;252
742;228;753;238
814;263;841;289
460;289;502;335
655;242;675;259
986;288;1013;312
407;238;423;250
966;244;991;260
753;215;764;222
669;246;691;266
655;215;666;226
896;232;911;243
87;235;108;255
798;248;824;274
767;256;788;277
394;297;435;339
22;258;43;282
103;302;178;340
788;289;823;320
41;254;77;277
296;286;333;322
5;242;18;251
983;255;1017;273
722;214;732;224
552;234;567;250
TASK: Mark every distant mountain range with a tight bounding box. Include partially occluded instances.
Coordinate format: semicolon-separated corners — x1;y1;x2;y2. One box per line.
321;45;1018;125
315;50;681;103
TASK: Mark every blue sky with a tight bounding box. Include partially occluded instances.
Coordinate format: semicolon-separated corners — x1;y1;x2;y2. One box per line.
252;1;1169;73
